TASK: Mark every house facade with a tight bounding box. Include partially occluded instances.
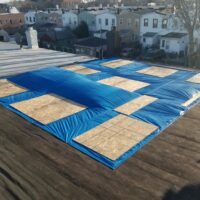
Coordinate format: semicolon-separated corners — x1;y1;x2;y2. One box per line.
62;11;78;29
116;10;140;44
160;32;188;54
139;11;168;48
75;37;107;57
139;11;168;35
142;32;159;48
25;11;36;25
78;10;116;32
36;11;49;25
0;13;24;29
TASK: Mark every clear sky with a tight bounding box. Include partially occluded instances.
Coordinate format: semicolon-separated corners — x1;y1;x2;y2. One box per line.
0;0;11;3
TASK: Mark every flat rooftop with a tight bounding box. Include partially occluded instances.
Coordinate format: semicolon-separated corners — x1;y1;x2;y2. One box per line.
0;42;200;199
0;42;93;78
0;103;200;200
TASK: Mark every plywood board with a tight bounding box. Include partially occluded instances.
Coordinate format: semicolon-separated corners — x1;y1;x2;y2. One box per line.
63;65;86;71
76;68;100;75
115;95;158;115
98;76;149;92
74;114;158;161
11;94;86;124
63;65;100;75
138;66;177;77
101;59;133;68
182;92;200;107
0;79;26;98
187;74;200;84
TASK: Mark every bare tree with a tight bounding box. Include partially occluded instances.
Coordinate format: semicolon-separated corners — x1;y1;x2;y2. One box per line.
174;0;200;67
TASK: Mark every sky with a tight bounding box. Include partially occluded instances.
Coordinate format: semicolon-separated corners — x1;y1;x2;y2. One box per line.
0;0;24;3
0;0;11;2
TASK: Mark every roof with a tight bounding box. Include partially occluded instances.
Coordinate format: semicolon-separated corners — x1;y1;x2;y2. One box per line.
75;37;107;48
0;42;93;77
0;102;199;199
135;9;167;16
161;32;188;38
0;43;200;198
143;32;158;37
94;30;108;34
85;9;114;15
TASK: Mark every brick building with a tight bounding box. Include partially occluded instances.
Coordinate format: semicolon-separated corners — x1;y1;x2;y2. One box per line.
0;13;24;29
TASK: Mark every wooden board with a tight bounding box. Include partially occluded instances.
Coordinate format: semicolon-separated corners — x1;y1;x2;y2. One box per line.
63;65;86;71
187;73;200;84
63;65;100;75
101;59;133;68
0;79;26;98
115;95;158;115
98;76;149;92
138;66;177;77
74;114;158;160
11;94;86;124
182;91;200;107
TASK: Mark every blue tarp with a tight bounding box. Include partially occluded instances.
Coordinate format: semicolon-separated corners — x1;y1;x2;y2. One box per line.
1;58;200;169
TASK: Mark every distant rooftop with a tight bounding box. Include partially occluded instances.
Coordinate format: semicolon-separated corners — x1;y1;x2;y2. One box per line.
0;42;93;78
143;32;158;37
85;9;114;15
75;37;106;48
162;32;188;39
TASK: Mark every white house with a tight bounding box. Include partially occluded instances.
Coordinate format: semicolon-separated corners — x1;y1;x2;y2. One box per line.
96;11;116;31
142;32;159;48
25;11;36;25
78;10;116;32
139;11;168;47
139;10;188;48
61;11;78;29
160;32;188;54
139;11;168;36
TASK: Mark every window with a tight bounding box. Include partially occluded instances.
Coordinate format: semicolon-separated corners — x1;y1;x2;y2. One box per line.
120;18;123;25
99;18;101;24
161;40;165;47
112;18;115;26
143;38;146;43
10;19;12;24
135;19;139;28
105;18;108;26
162;19;167;29
144;18;148;27
127;18;131;26
153;19;158;28
166;41;169;50
34;17;36;22
26;17;28;21
30;17;32;22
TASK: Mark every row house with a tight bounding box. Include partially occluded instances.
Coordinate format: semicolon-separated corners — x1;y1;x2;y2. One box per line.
160;32;188;54
0;13;24;29
62;11;78;29
78;10;117;32
25;10;79;29
138;10;189;54
115;10;140;45
25;11;36;25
